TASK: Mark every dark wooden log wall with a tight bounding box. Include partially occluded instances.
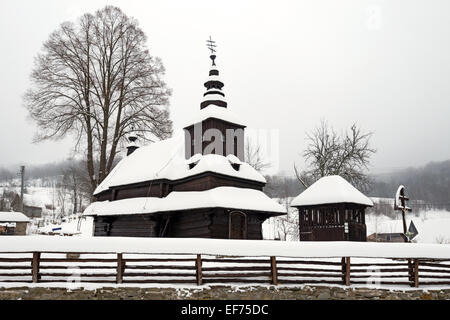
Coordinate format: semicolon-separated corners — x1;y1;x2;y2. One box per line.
208;209;264;240
114;183;164;200
94;215;159;237
95;181;171;201
246;214;265;240
209;208;229;238
95;174;263;202
184;118;245;161
348;222;367;241
172;175;263;192
167;209;214;238
92;208;270;239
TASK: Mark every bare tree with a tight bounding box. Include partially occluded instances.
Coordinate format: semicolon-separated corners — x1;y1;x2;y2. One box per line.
293;164;311;189
297;120;376;191
62;162;90;214
56;174;70;221
273;210;299;241
264;175;303;199
25;6;172;193
245;137;271;172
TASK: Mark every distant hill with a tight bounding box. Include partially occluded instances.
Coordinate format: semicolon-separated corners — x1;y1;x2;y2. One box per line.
369;159;450;208
0;160;84;183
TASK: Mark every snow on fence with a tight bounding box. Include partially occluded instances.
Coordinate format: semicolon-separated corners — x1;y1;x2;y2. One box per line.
1;252;450;287
1;237;450;288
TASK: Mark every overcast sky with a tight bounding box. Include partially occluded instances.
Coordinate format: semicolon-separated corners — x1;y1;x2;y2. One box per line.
1;0;449;175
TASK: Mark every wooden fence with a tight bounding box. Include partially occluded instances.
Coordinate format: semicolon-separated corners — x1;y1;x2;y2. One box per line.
1;252;450;287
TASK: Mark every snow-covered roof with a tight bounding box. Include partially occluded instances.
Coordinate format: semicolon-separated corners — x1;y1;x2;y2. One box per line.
183;154;264;183
0;211;30;223
23;194;44;208
94;133;265;195
291;175;373;207
226;154;243;165
85;186;286;216
94;136;183;195
183;105;245;128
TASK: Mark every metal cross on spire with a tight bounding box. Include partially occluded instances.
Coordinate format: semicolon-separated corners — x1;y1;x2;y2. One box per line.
206;36;217;54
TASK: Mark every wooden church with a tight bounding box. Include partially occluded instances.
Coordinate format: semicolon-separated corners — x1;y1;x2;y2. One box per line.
291;175;373;241
84;44;285;239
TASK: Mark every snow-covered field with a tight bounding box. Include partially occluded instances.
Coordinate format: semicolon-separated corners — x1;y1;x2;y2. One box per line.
366;210;450;243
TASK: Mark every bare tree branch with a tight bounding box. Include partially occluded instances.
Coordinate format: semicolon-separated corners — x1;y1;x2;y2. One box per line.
244;137;271;172
296;120;376;191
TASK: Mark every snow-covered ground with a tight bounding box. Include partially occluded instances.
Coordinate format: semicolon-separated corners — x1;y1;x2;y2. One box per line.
1;181;92;234
37;216;94;236
366;210;450;243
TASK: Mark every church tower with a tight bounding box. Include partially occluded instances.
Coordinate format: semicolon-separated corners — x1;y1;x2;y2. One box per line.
184;38;245;161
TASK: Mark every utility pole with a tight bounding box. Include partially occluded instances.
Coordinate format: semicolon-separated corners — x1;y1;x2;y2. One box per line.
19;165;25;213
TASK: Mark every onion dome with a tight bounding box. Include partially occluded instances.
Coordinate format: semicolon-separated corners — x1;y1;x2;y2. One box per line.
200;54;227;109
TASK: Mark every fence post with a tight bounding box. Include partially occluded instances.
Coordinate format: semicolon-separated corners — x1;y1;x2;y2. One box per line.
195;254;202;286
407;258;414;287
413;259;419;288
345;257;351;286
270;256;278;285
117;253;124;284
32;252;40;283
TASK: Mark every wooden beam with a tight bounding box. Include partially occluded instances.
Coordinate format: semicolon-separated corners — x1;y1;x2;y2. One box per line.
270;256;278;285
401;209;408;241
414;259;419;288
195;254;203;286
345;257;351;286
32;252;40;283
408;258;414;286
117;253;124;284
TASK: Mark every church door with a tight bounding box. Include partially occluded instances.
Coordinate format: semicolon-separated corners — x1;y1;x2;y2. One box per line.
229;211;247;239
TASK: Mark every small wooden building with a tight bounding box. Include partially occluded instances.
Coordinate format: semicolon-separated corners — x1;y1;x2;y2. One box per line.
84;50;286;239
291;176;373;241
0;211;30;235
11;194;43;218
